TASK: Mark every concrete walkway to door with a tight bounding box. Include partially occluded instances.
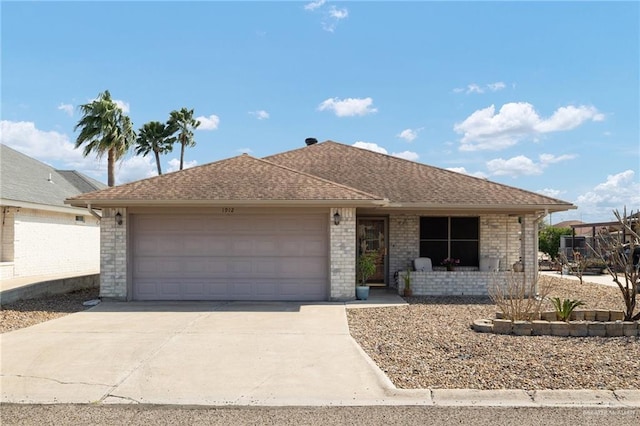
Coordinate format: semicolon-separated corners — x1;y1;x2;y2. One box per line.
1;299;424;406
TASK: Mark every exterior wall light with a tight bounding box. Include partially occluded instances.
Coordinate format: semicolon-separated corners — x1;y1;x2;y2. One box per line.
333;211;341;225
115;211;123;226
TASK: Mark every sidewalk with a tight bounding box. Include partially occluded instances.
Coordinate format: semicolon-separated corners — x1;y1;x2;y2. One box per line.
539;270;628;288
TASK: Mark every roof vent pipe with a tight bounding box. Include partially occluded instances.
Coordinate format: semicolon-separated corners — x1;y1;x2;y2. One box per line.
305;137;318;146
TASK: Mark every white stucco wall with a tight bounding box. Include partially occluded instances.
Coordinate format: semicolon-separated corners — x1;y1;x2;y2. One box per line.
10;207;100;278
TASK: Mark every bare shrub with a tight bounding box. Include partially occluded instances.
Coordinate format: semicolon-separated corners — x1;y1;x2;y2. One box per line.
588;208;640;321
489;273;556;320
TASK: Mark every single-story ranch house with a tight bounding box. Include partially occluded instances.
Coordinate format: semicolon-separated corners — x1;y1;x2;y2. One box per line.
1;144;105;280
66;140;575;301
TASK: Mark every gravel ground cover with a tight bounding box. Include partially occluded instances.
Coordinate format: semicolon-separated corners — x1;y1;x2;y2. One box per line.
347;276;640;390
0;288;99;333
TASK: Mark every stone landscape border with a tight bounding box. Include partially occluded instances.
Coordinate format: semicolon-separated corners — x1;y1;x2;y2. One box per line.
472;310;640;337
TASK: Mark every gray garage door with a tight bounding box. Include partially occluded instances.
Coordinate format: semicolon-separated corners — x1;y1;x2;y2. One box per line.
131;213;328;301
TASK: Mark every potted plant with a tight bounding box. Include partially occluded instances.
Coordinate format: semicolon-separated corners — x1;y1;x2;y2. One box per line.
441;257;460;271
356;252;377;300
402;270;412;297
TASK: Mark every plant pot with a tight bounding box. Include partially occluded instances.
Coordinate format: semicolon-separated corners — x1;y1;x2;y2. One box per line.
356;285;370;300
446;266;455;271
403;288;413;297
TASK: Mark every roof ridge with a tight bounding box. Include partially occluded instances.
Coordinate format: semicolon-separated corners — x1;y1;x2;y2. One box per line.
250;155;386;201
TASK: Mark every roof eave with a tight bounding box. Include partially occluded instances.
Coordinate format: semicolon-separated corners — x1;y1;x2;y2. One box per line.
1;198;98;215
381;202;577;213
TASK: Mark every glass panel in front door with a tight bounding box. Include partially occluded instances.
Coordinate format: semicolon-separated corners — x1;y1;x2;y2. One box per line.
357;219;386;283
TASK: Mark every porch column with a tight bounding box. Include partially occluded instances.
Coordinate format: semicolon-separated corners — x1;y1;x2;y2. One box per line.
100;207;128;300
521;214;537;286
329;207;356;301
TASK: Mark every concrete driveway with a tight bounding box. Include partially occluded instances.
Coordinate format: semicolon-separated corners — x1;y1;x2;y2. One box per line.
1;301;417;406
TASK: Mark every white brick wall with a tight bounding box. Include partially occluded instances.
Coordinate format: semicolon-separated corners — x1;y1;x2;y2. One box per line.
388;215;419;286
100;208;128;300
401;270;524;296
9;207;100;278
329;207;356;300
1;208;15;262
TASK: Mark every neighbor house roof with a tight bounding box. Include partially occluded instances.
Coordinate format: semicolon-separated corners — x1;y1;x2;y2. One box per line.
66;154;386;207
266;141;575;212
1;144;106;213
65;140;575;213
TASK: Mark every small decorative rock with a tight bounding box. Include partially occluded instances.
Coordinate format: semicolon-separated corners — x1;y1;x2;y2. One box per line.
605;321;624;337
569;321;589;337
531;320;551;336
588;322;607;337
550;321;570;337
492;319;513;335
595;310;610;321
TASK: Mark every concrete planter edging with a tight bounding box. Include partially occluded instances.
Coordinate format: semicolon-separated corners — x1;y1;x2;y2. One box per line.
473;310;639;337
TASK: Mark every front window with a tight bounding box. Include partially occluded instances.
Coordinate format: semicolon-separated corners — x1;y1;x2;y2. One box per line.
419;217;479;266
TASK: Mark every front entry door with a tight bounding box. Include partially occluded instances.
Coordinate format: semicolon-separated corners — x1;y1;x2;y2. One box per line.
357;218;387;285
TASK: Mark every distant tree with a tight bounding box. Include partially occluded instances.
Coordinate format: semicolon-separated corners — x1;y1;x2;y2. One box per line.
538;224;572;260
75;90;135;186
135;121;177;175
168;107;200;170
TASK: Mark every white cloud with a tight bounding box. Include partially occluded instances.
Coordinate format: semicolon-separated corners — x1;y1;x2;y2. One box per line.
353;141;387;154
57;103;74;117
304;0;325;11
196;114;220;130
446;167;488;179
397;128;420;142
487;82;506;92
249;110;269;120
486;156;543;177
305;0;348;32
116;156;157;184
113;99;130;114
391;150;419;161
575;170;640;216
166;158;198;173
453;82;507;95
328;6;348;19
537;188;564;198
236;147;253;154
455;102;604;151
318;97;377;117
486;152;576;178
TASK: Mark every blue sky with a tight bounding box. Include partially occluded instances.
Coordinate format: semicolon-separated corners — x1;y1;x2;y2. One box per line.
2;1;638;224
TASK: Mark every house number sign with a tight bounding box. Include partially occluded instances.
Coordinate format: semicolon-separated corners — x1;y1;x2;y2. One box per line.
222;207;235;214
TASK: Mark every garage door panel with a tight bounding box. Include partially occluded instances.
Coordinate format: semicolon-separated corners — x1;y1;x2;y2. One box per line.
132;214;328;301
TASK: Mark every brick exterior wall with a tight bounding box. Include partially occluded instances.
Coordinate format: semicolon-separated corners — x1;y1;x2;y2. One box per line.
4;207;100;278
388;215;419;286
389;213;537;295
100;208;128;300
329;207;356;300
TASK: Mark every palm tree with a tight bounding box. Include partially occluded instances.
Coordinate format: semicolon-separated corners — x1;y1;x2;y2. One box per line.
168;107;200;170
135;121;176;175
74;90;136;186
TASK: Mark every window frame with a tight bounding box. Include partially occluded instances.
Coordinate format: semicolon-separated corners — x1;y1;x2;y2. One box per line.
419;216;479;267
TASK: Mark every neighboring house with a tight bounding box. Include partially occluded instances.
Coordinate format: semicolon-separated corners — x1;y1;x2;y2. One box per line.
66;140;575;301
1;144;106;280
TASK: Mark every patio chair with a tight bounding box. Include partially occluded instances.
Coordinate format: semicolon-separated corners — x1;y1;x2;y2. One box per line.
414;257;433;272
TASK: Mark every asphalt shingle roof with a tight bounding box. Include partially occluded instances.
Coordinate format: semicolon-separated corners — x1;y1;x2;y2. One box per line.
67;154;384;204
265;141;574;210
1;144;106;209
64;140;574;212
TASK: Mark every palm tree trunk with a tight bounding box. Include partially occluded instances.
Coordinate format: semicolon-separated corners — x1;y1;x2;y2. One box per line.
107;148;116;186
180;141;185;170
154;150;162;175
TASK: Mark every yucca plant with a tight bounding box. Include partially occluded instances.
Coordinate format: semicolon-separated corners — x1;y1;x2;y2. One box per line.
550;297;586;321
